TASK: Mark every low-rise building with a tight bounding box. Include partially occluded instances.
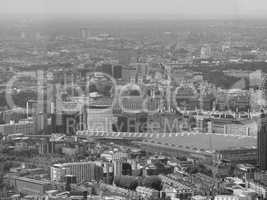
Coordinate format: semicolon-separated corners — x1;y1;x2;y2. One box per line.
51;162;103;183
214;148;257;164
159;174;193;199
210;119;257;136
136;186;159;199
192;173;219;194
0;120;35;136
10;176;52;196
164;187;192;200
214;195;239;200
247;181;267;199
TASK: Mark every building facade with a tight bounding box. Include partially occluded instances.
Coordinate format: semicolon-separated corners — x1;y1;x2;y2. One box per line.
51;162;103;183
257;113;267;170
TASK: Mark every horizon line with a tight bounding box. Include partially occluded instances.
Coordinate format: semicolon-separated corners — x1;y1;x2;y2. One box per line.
1;12;267;20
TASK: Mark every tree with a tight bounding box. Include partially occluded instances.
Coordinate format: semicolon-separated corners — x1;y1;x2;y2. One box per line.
114;176;138;190
176;156;187;161
129;90;141;96
103;85;112;96
3;162;13;172
89;84;97;93
142;176;162;191
185;166;198;174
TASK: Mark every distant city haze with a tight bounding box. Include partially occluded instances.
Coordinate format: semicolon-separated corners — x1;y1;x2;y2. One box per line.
1;0;267;18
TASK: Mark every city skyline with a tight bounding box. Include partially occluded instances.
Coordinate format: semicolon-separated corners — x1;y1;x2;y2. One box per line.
1;1;267;199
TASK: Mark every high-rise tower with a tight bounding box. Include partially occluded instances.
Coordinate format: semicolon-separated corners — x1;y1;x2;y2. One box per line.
257;111;267;170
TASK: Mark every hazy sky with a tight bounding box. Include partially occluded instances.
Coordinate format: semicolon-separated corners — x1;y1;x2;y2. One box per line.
1;0;267;17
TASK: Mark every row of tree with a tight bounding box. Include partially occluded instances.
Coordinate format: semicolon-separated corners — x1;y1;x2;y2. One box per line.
114;175;162;191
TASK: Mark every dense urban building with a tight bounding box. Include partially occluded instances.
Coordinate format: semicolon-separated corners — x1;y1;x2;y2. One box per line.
2;4;267;200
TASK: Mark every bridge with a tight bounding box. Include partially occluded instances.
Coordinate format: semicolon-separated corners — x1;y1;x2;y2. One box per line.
18;130;256;140
75;130;257;139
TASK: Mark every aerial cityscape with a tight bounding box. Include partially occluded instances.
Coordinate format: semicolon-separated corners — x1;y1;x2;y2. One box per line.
2;0;267;200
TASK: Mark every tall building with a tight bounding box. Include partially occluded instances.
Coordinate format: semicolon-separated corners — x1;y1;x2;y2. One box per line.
113;65;122;79
122;66;138;83
122;63;148;83
261;75;267;107
258;112;267;170
112;152;128;177
80;28;88;40
26;71;49;134
86;106;113;132
200;44;212;59
51;110;80;135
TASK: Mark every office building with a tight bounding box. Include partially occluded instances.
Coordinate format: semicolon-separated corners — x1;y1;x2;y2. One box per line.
200;44;212;59
86;106;113;132
0;120;35;136
209;118;257;136
38;138;55;154
131;63;148;78
247;181;267;199
261;75;267;107
214;148;257;164
51;110;80;135
199;93;215;111
257;112;267;170
0;108;26;123
27;100;48;134
112;152;128;177
122;66;138;83
113;65;122;79
12;176;51;196
196;116;211;133
51;162;103;183
121;63;148;83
